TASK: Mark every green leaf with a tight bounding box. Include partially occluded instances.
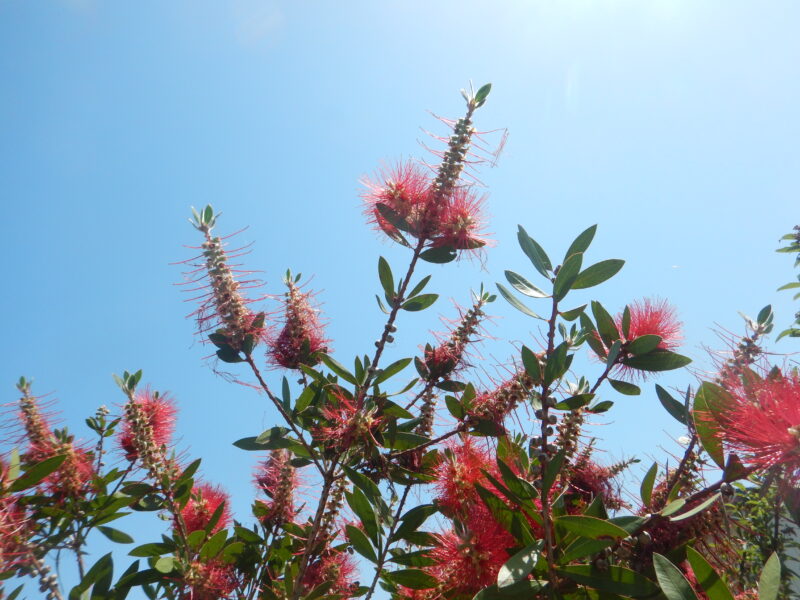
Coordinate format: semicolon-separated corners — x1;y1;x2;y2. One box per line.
343;466;382;504
653;553;699;600
320;354;359;385
655;385;688;425
407;275;432;298
153;556;174;574
378;257;395;299
517;226;552;279
496;283;542;319
98;526;133;544
374;358;412;385
556;565;659;598
129;543;173;558
387;569;439;590
543;342;570;386
216;344;244;363
384;431;429;451
9;454;67;493
660;499;686;517
621;350;692;373
572;259;625;290
402;294;438;312
565;225;597;259
560;304;587;321
670;493;720;522
627;334;663;355
758;552;781;600
591;301;620;348
520;345;542;382
346;525;378;563
608;379;640;396
554;516;629;540
474;82;492;105
589;400;614;413
640;462;658;507
692;383;727;469
497;542;541;588
392;504;438;542
505;270;549;298
420;245;457;264
345;487;379;544
553;252;583;301
445;395;465;419
199;529;228;560
554;394;594;410
685;547;734;600
560;538;615;563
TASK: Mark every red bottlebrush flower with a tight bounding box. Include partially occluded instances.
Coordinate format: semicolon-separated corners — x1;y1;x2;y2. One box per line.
467;371;534;426
315;392;383;453
618;298;682;350
181;560;238;600
430;187;489;252
430;503;514;595
434;437;497;516
0;487;32;573
362;161;436;240
118;389;177;462
183;205;268;356
44;443;95;499
680;561;710;600
180;483;231;535
565;458;623;512
423;296;489;382
268;277;329;370
302;551;358;597
254;449;298;526
720;370;800;478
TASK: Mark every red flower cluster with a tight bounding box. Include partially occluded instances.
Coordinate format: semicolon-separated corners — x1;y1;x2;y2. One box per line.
468;371;534;426
315;392;383;453
254;449;299;527
565;457;623;512
118;390;177;462
181;560;238;600
362;162;488;252
179;483;231;535
268;279;328;370
720;370;800;478
302;551;358;598
618;298;682;350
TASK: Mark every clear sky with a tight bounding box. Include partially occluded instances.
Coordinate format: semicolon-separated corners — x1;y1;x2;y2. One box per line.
1;0;798;596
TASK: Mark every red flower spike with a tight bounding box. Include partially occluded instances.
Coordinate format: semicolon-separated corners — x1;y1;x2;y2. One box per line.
302;551;358;598
468;371;534;426
179;483;231;535
181;560;238;600
720;370;800;478
315;392;383;453
44;443;95;499
565;458;623;512
618;298;682;350
268;278;329;370
362;162;436;240
430;504;514;595
118;389;177;462
434;438;500;517
254;449;299;526
430;187;489;252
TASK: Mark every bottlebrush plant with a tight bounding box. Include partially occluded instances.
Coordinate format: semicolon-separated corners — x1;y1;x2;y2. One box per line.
2;84;797;600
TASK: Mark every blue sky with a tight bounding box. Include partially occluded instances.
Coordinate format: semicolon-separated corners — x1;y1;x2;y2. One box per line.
1;0;798;596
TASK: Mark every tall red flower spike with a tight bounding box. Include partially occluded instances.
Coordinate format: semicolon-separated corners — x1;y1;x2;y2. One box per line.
183;205;268;356
430;503;514;595
301;551;359;598
268;274;329;370
179;483;231;535
468;371;535;426
315;391;383;453
362;161;436;240
118;389;177;462
565;455;623;511
430;186;489;252
617;298;682;350
720;370;800;479
182;560;238;600
254;449;299;527
433;437;499;517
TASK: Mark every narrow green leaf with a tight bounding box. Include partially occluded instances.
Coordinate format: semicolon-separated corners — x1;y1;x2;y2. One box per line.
655;385;688;425
378;257;395;299
556;564;659;598
320;354;359;385
98;526;133;544
640;462;658;507
565;225;597;259
560;304;586;321
517;226;552;279
621;351;692;373
9;454;67;493
609;379;640;396
505;270;549;298
692;384;726;469
660;499;686;517
374;358;412;385
346;525;378;563
553;252;583;301
653;553;699;600
496;283;542;319
685;547;734;600
758;552;781;600
497;542;541;588
591;301;620;347
345;487;379;545
670;493;720;522
407;275;432;298
420;246;456;264
573;259;625;290
554;516;629;540
627;334;663;355
387;569;439;589
153;556;174;574
402;294;438;311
